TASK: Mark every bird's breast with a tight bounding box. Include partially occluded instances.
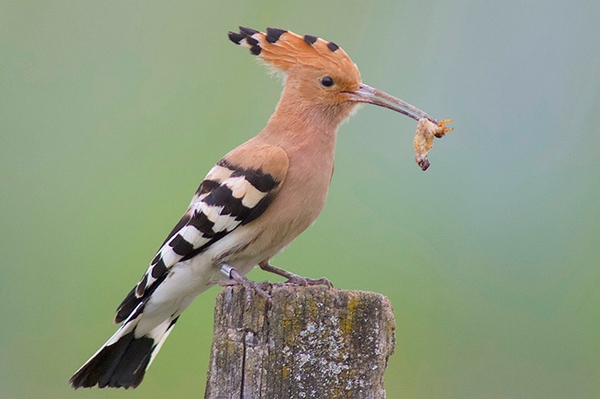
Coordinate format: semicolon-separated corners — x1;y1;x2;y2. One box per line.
254;131;336;252
234;137;335;264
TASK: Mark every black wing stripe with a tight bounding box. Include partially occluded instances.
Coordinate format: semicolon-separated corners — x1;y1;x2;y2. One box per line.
241;193;275;226
233;169;278;192
135;273;148;299
181;230;229;262
195;179;220;196
169;234;194;256
150;253;161;265
188;211;216;237
218;159;279;192
203;186;249;220
150;258;167;279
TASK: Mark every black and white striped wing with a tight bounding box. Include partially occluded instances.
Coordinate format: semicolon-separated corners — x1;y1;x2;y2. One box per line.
115;146;288;323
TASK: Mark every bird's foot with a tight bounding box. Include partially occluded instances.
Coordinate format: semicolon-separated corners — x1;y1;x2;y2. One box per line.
217;264;271;307
259;261;333;289
284;274;334;288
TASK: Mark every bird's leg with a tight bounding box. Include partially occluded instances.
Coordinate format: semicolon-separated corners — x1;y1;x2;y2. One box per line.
259;260;333;288
217;264;271;306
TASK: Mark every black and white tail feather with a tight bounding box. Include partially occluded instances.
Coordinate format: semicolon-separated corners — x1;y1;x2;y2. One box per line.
69;153;286;389
69;292;178;388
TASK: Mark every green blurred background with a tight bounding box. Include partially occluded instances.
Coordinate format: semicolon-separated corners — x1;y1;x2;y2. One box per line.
2;1;599;398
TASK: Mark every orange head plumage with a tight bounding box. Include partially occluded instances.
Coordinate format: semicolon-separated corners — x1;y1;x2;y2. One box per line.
228;27;359;78
229;27;440;128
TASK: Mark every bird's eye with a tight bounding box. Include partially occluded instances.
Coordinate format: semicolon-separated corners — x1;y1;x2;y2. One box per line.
321;76;334;87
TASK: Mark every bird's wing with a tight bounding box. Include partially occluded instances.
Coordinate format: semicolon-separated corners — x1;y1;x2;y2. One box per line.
115;144;289;323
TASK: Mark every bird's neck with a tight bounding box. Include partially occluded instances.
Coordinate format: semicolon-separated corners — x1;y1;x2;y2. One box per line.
258;86;354;148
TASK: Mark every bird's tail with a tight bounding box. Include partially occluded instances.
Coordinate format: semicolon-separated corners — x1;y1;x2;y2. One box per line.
69;311;179;389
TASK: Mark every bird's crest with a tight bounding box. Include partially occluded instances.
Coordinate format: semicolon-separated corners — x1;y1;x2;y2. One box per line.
229;27;358;77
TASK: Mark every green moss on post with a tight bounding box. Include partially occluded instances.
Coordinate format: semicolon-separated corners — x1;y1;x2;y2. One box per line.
205;285;396;399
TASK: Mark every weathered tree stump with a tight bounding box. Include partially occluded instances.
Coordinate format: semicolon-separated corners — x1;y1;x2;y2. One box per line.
205;285;396;399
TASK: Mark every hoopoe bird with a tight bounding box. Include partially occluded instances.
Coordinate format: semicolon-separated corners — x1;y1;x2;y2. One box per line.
70;26;447;389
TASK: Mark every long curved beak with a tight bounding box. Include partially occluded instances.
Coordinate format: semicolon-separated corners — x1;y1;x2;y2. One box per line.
345;83;438;124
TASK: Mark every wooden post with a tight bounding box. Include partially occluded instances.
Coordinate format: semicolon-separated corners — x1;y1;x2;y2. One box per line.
205;285;396;399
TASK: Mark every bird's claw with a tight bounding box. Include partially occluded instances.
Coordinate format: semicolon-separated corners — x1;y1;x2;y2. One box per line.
258;261;333;289
284;274;334;289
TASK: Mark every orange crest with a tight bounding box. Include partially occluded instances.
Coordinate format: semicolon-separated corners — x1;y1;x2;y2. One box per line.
229;27;358;78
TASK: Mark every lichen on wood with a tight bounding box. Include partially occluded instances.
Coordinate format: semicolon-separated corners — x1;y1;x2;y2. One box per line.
205;285;396;399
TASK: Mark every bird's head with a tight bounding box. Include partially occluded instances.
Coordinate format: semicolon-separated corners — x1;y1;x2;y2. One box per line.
229;27;439;128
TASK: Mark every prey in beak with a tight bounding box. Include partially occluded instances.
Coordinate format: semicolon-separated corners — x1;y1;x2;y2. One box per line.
345;83;453;171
